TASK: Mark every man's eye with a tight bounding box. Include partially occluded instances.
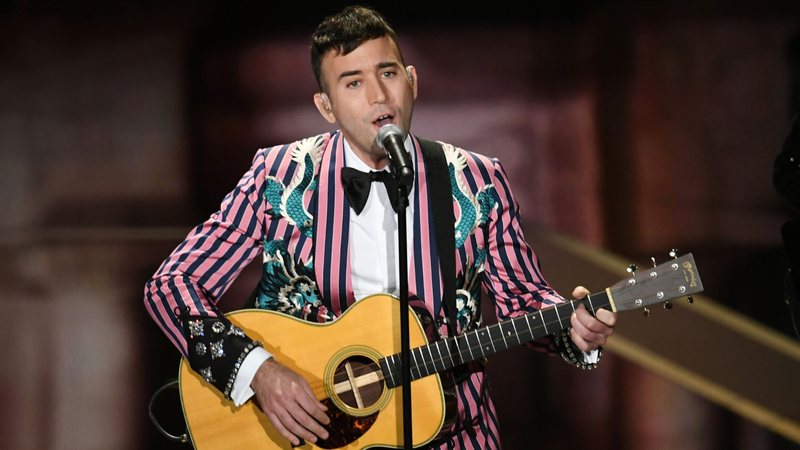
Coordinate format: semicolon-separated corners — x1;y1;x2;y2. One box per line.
347;80;361;88
382;71;396;78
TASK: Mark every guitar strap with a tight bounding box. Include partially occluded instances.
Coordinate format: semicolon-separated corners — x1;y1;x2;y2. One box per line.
418;138;458;338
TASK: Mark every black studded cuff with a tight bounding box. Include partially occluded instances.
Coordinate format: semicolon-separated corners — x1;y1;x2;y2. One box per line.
554;328;602;370
183;315;262;399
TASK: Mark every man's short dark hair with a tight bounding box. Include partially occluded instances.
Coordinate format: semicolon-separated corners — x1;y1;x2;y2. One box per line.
311;6;403;92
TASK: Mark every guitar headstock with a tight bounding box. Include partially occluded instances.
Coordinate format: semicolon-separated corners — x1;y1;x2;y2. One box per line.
609;251;703;314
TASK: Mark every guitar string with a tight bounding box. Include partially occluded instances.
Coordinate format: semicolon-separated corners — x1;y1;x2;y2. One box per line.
296;291;668;401
377;316;570;383
303;315;570;399
301;305;584;397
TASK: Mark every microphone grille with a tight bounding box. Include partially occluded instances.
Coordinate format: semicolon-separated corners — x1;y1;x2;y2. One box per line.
376;124;403;148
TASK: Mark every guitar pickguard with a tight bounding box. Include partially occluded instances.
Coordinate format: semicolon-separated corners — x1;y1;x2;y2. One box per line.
315;397;378;449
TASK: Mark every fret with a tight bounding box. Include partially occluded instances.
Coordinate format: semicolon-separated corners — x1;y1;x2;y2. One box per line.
443;340;455;369
453;335;465;365
466;331;484;358
447;339;457;367
498;322;509;348
587;294;596;315
419;348;431;376
426;345;439;372
588;290;611;311
488;324;507;353
539;312;549;335
479;329;496;355
411;349;423;378
435;340;453;370
569;300;576;312
511;317;530;344
523;314;534;339
384;356;396;388
463;333;477;360
510;317;523;345
553;304;564;329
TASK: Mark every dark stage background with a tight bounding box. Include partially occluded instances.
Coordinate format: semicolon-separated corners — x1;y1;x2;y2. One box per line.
1;1;799;449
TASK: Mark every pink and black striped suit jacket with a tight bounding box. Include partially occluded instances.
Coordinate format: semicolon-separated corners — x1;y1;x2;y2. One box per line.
145;130;566;449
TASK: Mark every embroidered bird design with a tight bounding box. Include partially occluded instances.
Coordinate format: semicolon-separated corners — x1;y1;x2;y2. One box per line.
441;142;498;249
265;135;324;237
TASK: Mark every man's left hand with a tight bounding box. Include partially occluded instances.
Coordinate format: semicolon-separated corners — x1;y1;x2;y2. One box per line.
568;286;617;352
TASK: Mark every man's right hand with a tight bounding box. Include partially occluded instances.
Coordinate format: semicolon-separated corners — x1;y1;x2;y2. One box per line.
251;358;331;446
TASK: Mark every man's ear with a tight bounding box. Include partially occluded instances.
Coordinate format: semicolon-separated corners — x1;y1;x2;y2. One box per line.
313;92;337;124
406;65;418;100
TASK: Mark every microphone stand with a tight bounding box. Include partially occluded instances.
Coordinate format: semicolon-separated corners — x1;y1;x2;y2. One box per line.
395;181;413;450
379;124;415;449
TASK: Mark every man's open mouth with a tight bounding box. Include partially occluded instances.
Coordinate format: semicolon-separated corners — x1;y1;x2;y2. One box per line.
373;114;394;127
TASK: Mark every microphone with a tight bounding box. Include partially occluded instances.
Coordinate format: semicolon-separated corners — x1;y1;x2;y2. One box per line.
376;124;414;188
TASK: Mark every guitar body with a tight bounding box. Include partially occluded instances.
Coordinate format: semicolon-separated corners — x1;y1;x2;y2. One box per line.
179;294;448;450
178;253;704;449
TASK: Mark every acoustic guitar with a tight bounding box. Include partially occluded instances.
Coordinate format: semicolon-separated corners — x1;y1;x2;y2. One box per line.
179;252;703;449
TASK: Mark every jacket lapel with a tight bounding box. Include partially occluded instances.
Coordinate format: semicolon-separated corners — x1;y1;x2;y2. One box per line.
313;132;355;316
409;136;444;318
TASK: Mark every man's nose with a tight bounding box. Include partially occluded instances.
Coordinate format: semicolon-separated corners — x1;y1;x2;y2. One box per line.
367;79;387;104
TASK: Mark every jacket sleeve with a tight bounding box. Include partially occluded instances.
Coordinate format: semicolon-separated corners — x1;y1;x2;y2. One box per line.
481;158;573;356
144;148;268;397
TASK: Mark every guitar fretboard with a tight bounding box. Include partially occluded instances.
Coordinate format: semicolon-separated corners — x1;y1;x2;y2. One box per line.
379;291;611;388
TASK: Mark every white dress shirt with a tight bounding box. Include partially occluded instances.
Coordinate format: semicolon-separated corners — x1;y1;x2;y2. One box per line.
344;136;416;301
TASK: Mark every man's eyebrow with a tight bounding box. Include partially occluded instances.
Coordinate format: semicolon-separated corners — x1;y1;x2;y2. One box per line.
337;61;401;81
338;69;362;80
376;61;401;70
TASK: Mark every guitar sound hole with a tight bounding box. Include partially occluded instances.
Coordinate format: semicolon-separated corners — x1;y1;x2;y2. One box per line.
332;355;384;410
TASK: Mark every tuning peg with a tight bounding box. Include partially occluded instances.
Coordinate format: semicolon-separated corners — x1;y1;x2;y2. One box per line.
687;296;694;304
627;264;638;274
651;257;657;268
643;307;651;317
669;248;679;259
663;300;673;310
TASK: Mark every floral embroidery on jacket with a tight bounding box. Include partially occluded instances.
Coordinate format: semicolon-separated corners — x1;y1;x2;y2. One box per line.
255;239;335;323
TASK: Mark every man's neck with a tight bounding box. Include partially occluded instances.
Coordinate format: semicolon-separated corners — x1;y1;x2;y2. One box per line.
354;150;389;170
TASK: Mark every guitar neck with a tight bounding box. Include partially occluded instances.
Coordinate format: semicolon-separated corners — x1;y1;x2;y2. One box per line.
379;290;612;388
378;252;703;388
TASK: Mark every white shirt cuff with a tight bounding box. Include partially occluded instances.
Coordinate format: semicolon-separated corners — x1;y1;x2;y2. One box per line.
230;346;272;406
582;348;600;364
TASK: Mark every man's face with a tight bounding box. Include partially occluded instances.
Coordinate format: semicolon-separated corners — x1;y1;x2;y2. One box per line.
314;36;418;167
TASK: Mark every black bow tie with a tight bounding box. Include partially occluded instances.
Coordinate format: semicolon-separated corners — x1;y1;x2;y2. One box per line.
341;167;403;215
